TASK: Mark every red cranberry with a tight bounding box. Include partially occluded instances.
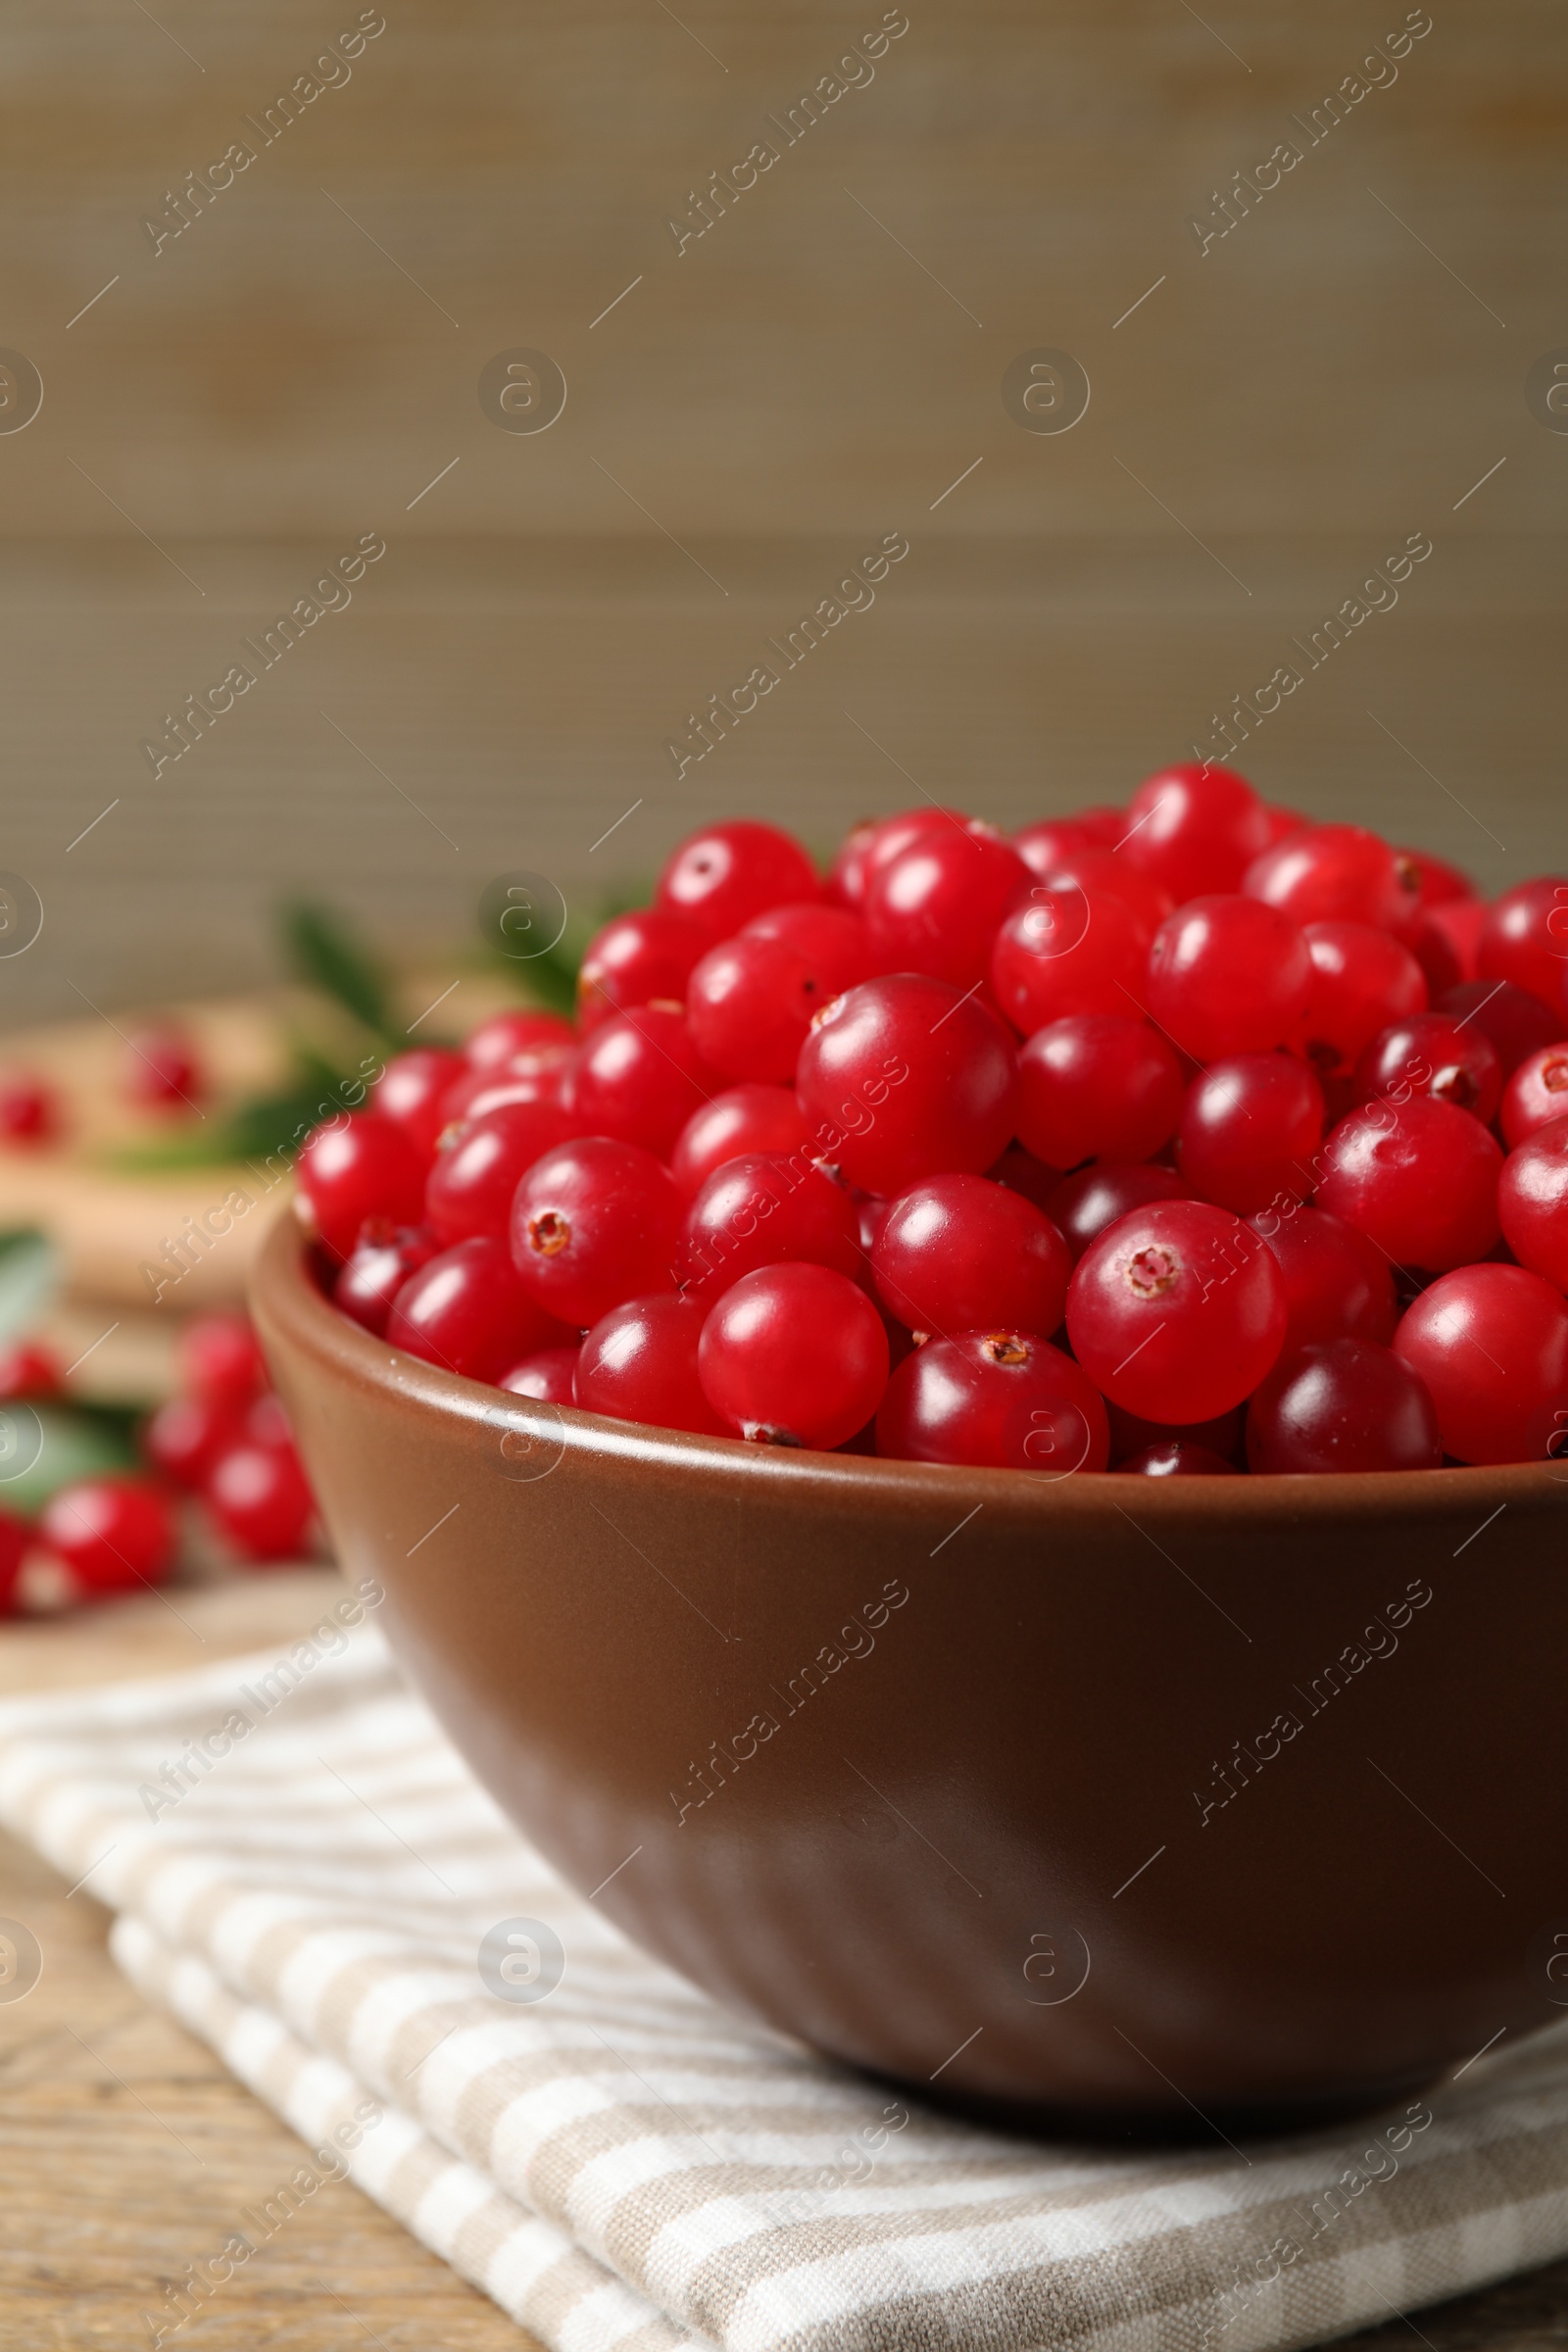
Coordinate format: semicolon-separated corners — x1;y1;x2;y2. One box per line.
1115;1440;1239;1477
1423;901;1486;986
1047;1162;1190;1260
464;1009;576;1070
576;1295;724;1434
876;1330;1108;1473
1012;818;1096;878
1477;877;1568;1014
1074;806;1129;847
500;1346;580;1402
122;1024;203;1110
1032;847;1173;942
829;808;975;909
425;1100;575;1246
143;1394;244;1488
0;1508;26;1614
1315;1096;1501;1273
1016;1015;1184;1171
1147;896;1312;1062
179;1314;265;1409
1105;1399;1242;1462
742;901;872;989
576;908;710;1030
1409;914;1467;1000
990;886;1153;1031
1121;763;1271;901
1259;804;1310;847
986;1145;1062;1211
1246;1338;1442;1474
1245;1203;1397;1350
1298;921;1428;1076
0;1073;59;1147
1066;1199;1287;1421
796;975;1018;1195
656;820;819;937
564;1005;715;1157
206;1440;316;1561
334;1221;442;1336
41;1476;177;1594
0;1342;63;1400
1177;1054;1325;1214
1501;1044;1568;1148
296;1115;425;1261
1498;1116;1568;1292
1395;1263;1568;1463
1399;848;1475;907
372;1050;466;1159
678;1152;860;1305
699;1263;888;1447
1439;980;1565;1077
389;1236;571;1384
440;1049;571;1128
1243;823;1419;934
865;826;1032;989
670;1084;810;1198
686;933;851;1083
870;1173;1071;1340
1353;1012;1501;1123
512;1138;681;1328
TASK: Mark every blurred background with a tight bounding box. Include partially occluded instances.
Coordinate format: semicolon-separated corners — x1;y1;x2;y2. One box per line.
0;0;1563;1404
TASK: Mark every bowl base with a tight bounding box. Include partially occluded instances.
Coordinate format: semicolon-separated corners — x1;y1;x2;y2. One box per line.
898;2065;1445;2149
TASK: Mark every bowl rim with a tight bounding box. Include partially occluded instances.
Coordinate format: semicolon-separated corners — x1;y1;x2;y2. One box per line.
252;1209;1568;1529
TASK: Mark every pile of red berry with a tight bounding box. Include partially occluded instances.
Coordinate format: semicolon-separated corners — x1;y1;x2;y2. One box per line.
298;768;1568;1476
0;1314;317;1617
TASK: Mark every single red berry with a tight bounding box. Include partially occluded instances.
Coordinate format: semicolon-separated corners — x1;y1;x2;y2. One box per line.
1498;1116;1568;1292
1066;1199;1287;1421
876;1329;1108;1473
1394;1263;1568;1463
576;1295;725;1434
1047;1162;1190;1259
1114;1440;1239;1477
440;1048;572;1129
1105;1398;1242;1462
1015;1015;1184;1171
1408;913;1468;1001
1073;806;1128;847
1246;1338;1442;1474
1353;1012;1501;1123
1501;1043;1568;1148
333;1221;442;1336
1243;823;1419;934
1147;896;1312;1062
870;1173;1071;1341
41;1476;177;1595
464;1008;576;1070
795;975;1018;1195
986;1144;1063;1211
656;820;819;937
1177;1054;1325;1214
206;1439;316;1562
1297;921;1428;1077
0;1342;63;1400
511;1138;682;1328
1012;818;1097;879
0;1507;26;1615
1120;763;1271;901
1245;1203;1397;1351
1259;804;1310;847
500;1346;580;1402
122;1024;203;1110
1031;847;1173;942
669;1084;810;1199
687;932;851;1083
142;1393;245;1488
372;1050;466;1159
829;808;976;910
1439;980;1564;1077
0;1073;59;1147
1398;848;1476;908
990;886;1153;1032
296;1115;426;1261
1315;1096;1501;1273
576;908;710;1030
865;826;1032;990
564;1005;715;1157
699;1262;888;1447
1477;877;1568;1013
424;1100;575;1246
742;901;872;989
179;1313;267;1408
1420;901;1487;990
390;1236;571;1384
678;1152;860;1305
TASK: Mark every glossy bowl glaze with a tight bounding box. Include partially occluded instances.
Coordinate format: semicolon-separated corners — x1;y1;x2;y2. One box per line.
253;1212;1568;2133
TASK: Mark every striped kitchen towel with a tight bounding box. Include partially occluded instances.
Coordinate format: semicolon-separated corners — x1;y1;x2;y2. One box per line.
3;1617;1568;2352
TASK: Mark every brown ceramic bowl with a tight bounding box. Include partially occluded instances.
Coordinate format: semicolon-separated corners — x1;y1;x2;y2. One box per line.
254;1212;1568;2135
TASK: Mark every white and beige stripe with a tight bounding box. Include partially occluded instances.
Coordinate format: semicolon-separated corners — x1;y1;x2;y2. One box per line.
3;1631;1567;2352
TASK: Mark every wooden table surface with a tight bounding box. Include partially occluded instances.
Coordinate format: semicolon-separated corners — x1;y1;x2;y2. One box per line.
2;1575;1567;2350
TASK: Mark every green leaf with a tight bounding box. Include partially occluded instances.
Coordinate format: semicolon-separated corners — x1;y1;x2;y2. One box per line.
280;901;396;1045
0;1402;137;1519
0;1229;57;1346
